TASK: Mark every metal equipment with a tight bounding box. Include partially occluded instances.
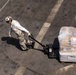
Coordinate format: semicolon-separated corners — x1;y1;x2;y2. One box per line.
26;34;55;58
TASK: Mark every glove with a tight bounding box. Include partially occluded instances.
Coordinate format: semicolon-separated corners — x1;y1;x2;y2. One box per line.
9;34;11;37
28;32;31;36
28;33;34;39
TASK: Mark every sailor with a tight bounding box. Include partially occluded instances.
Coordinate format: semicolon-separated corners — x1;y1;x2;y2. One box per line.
5;16;31;50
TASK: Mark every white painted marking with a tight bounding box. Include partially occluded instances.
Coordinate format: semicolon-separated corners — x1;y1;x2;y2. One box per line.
56;64;75;75
35;0;64;48
35;22;51;48
60;64;74;71
0;0;10;12
0;0;10;30
46;0;64;23
14;0;64;75
14;65;26;75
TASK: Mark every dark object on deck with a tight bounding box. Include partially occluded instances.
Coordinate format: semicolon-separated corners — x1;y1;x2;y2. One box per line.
26;34;55;58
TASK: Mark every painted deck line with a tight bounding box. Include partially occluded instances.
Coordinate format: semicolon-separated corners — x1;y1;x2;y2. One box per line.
0;0;10;12
35;22;51;48
14;65;26;75
0;0;10;30
55;64;75;75
35;0;64;48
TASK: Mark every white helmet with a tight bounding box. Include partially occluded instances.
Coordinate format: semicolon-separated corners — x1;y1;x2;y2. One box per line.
5;16;12;22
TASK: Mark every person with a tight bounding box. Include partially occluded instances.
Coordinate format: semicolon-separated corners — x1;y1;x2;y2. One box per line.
5;16;31;50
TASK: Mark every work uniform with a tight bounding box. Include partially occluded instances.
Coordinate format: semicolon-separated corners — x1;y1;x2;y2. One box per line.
9;20;30;50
